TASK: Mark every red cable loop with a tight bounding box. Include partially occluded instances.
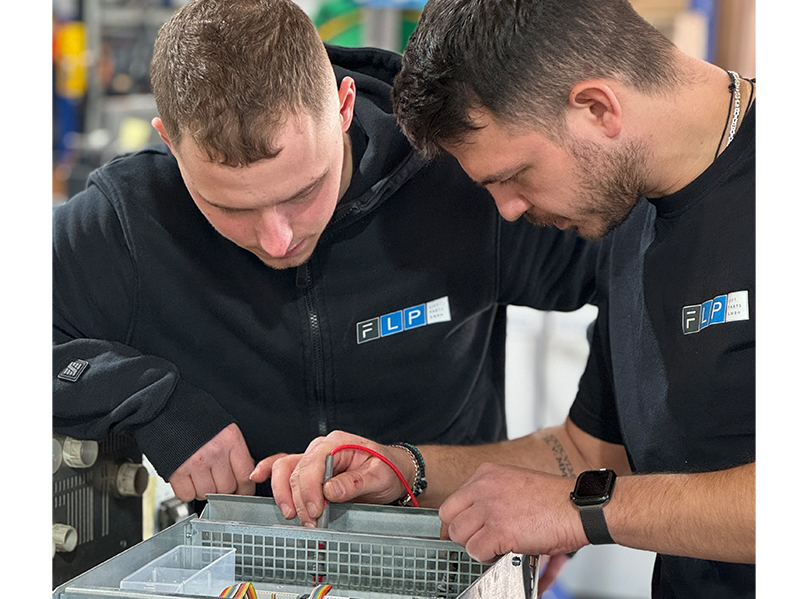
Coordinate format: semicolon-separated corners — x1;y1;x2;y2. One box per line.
329;444;419;508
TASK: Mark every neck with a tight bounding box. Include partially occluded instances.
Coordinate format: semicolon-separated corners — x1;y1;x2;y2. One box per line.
641;57;749;198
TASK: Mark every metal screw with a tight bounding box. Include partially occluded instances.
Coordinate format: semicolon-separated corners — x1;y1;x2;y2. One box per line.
511;555;522;567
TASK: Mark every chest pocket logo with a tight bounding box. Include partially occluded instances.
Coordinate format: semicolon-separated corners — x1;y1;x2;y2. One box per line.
357;296;451;344
682;290;749;335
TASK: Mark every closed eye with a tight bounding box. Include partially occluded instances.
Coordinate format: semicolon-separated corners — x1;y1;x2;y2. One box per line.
215;205;253;215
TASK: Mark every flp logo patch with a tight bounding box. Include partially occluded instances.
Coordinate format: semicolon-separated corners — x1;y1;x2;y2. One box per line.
682;290;749;335
357;296;451;344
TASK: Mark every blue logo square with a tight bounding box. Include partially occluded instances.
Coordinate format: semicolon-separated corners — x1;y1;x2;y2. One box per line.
380;311;404;336
700;300;713;330
404;304;427;330
708;295;727;325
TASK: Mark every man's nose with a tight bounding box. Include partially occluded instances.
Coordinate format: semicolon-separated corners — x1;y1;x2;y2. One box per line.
491;188;529;222
257;209;294;257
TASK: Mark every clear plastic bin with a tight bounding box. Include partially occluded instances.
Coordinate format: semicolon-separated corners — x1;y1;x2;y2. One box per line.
120;545;235;596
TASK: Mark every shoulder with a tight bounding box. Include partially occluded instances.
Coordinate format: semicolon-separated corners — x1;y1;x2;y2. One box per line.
89;144;183;196
57;144;195;235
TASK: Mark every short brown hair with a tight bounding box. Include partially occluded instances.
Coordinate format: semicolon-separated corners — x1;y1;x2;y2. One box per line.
152;0;335;166
392;0;680;158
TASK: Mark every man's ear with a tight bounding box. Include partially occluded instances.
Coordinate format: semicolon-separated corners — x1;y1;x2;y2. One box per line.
337;76;356;133
151;117;174;151
567;82;623;139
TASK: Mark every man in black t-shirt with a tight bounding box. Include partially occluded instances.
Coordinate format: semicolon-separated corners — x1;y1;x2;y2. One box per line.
259;1;755;597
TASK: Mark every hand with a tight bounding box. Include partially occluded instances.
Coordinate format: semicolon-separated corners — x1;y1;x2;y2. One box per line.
168;423;256;501
253;430;413;526
438;463;586;563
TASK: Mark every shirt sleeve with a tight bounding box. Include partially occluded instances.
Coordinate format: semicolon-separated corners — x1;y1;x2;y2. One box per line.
53;183;234;479
568;298;624;445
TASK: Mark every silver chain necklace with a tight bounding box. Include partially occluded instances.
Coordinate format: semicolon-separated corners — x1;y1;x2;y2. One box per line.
725;70;741;148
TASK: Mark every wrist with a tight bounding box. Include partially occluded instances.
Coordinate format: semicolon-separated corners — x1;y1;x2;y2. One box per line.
389;443;427;506
570;469;617;545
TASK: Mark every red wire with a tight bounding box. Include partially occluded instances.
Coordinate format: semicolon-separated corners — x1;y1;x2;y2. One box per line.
329;444;419;508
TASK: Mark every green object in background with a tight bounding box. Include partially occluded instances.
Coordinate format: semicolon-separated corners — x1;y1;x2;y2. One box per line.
314;0;422;52
315;0;363;47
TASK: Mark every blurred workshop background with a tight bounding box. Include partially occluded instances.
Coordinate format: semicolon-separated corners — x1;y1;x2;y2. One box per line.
50;1;755;598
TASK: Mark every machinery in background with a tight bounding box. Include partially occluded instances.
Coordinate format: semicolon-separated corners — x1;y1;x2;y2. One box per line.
53;432;149;589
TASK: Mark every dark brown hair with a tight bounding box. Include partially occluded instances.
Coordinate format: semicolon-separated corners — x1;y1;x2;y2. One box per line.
392;0;680;158
151;0;334;166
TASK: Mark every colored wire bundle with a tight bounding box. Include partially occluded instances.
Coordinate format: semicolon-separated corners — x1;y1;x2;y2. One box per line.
309;584;333;598
219;582;258;598
329;444;419;508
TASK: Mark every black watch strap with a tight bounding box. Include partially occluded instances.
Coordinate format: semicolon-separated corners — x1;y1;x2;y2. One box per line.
577;504;615;545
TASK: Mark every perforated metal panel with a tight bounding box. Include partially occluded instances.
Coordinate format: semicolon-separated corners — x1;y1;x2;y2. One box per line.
196;523;485;598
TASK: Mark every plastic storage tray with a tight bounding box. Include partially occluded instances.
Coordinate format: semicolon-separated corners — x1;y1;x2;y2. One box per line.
120;545;235;596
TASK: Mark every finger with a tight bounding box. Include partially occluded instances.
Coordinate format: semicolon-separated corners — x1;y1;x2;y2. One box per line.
438;488;474;529
210;460;238;496
322;466;389;503
288;439;343;526
270;455;303;519
189;469;217;501
463;525;502;565
169;473;198;503
230;453;256;497
290;455;329;527
249;453;287;483
235;476;256;497
439;519;450;540
444;507;484;550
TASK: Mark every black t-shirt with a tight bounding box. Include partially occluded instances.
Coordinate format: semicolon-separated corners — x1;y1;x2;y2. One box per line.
569;103;756;598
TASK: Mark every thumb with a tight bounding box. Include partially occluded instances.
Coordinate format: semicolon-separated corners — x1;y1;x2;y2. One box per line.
323;472;358;502
323;464;402;504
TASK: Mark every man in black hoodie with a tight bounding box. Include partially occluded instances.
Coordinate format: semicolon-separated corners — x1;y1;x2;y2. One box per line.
52;0;597;503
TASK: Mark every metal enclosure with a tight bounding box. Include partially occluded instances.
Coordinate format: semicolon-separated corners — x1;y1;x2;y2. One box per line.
53;494;538;599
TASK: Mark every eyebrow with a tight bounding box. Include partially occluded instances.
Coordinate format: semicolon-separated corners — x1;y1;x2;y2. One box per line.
201;173;326;211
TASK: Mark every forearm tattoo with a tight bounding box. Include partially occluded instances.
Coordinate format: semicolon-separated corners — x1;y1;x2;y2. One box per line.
544;435;576;479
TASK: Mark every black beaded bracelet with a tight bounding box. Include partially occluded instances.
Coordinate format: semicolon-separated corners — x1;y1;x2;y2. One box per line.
390;443;427;506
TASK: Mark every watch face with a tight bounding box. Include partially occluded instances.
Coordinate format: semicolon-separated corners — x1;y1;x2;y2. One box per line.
571;469;616;506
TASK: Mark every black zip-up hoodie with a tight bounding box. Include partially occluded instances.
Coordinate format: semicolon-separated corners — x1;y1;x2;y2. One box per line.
53;46;598;481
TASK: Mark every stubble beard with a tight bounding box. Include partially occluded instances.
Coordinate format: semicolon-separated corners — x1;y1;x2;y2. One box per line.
525;138;649;241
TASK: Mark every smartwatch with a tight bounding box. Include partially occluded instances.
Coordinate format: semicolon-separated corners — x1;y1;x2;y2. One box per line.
570;469;617;545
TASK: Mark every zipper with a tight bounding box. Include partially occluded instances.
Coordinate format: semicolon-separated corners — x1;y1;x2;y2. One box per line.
296;262;328;436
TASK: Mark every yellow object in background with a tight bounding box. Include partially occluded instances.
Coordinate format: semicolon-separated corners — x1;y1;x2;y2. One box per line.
54;21;88;99
119;117;155;152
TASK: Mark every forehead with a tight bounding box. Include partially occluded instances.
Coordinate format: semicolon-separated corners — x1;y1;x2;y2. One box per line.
176;111;339;206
